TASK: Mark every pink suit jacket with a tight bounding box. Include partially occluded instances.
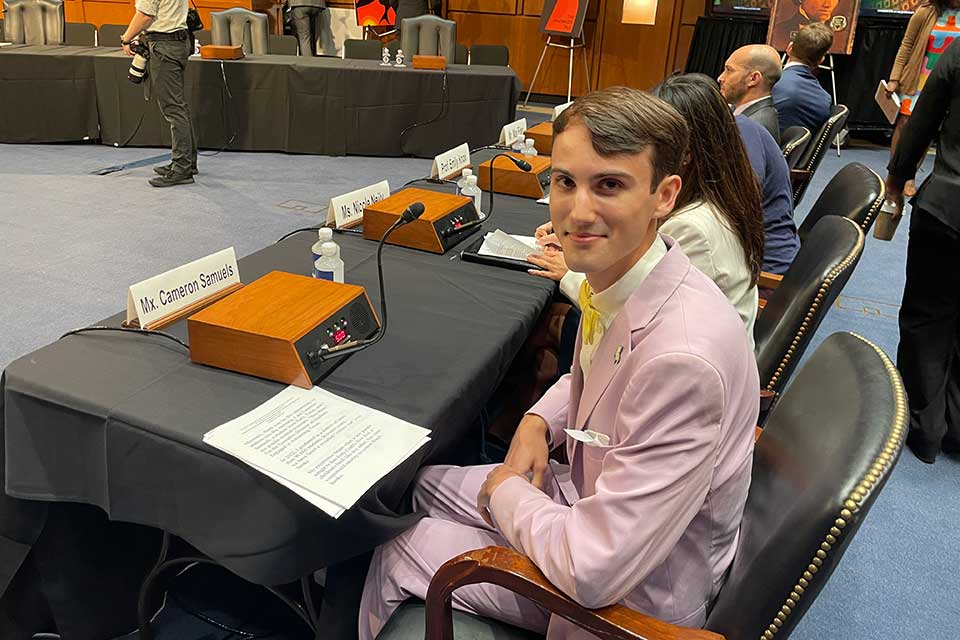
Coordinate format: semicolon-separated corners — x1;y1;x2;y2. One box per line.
487;237;759;638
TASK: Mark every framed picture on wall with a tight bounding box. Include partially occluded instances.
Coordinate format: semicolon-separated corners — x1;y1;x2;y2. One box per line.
355;0;397;27
767;0;862;54
538;0;590;38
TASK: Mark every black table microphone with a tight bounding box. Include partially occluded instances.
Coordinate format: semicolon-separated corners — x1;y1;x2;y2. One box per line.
318;202;426;361
444;152;531;239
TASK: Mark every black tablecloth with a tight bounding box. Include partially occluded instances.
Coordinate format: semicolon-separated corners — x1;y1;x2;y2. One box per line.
1;181;554;590
0;46;522;157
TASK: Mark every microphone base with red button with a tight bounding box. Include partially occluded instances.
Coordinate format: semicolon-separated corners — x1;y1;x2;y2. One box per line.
362;187;481;255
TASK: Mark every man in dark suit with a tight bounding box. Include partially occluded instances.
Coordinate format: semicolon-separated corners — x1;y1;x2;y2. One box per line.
287;0;325;56
718;45;783;144
773;21;833;134
887;38;960;463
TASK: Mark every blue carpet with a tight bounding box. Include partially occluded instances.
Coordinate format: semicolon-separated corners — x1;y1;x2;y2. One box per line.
2;138;957;640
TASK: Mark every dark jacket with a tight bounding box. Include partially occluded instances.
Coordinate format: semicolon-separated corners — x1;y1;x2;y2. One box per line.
741;96;781;146
772;63;832;135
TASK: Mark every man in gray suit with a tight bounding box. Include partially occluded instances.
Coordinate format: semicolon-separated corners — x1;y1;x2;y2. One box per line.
287;0;324;56
718;45;783;145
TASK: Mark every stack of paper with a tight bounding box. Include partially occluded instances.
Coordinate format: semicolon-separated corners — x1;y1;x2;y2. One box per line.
204;385;431;519
479;229;541;260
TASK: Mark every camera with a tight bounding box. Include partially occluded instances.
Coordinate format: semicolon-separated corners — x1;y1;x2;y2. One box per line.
128;39;150;84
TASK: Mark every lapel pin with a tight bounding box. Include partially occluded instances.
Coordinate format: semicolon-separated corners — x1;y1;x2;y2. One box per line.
614;346;623;364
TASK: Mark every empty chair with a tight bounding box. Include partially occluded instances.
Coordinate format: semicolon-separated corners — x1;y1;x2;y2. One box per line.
343;38;381;60
193;29;211;47
470;43;509;66
790;104;850;206
64;21;95;45
379;330;906;640
399;15;456;63
780;125;811;170
797;162;884;243
96;23;126;46
3;0;64;44
211;7;269;55
268;33;298;55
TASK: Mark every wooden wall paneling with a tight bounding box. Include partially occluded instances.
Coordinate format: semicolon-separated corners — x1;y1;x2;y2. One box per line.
673;22;695;72
522;0;544;16
594;0;677;90
448;0;518;13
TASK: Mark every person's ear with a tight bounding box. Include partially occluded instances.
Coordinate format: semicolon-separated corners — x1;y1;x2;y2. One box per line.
786;42;794;57
651;174;682;221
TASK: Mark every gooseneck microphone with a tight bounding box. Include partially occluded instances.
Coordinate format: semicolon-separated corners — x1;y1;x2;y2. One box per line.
443;152;531;239
318;202;426;361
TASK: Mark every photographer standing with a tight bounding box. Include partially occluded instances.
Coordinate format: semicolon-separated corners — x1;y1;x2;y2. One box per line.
121;0;198;187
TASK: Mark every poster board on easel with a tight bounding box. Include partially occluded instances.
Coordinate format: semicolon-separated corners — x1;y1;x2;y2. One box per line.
538;0;590;38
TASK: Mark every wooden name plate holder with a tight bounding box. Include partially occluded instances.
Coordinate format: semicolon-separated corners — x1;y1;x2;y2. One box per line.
362;187;480;254
188;271;380;388
200;45;245;60
477;153;552;199
413;54;446;70
525;121;553;155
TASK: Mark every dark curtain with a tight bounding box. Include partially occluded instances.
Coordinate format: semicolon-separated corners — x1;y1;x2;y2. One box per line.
686;16;908;130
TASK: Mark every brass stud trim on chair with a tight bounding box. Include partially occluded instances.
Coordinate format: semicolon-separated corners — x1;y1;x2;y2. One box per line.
858;167;885;232
756;332;907;640
792;107;848;201
765;218;865;392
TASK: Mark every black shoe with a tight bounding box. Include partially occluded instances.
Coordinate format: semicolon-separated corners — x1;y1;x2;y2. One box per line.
905;429;938;464
153;164;198;176
149;173;195;187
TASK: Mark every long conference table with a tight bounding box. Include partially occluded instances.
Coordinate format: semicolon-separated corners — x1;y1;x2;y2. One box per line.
0;45;522;157
0;172;555;637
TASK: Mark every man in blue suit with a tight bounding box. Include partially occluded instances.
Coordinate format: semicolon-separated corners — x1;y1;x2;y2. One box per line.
772;21;833;135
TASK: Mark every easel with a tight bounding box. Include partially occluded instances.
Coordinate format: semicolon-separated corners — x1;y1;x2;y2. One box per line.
524;19;591;106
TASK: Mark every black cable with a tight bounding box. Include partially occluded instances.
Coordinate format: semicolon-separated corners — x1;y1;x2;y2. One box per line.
199;59;239;157
59;325;189;350
398;68;449;156
399;176;458;191
275;225;323;243
167;589;270;639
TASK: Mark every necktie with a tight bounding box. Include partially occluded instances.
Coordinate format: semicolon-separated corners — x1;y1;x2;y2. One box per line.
578;279;602;346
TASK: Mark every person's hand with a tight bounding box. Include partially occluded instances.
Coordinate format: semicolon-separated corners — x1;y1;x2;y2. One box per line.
122;42;134;57
503;414;550;489
885;176;905;214
534;221;561;250
477;465;524;527
885;80;899;97
527;248;569;282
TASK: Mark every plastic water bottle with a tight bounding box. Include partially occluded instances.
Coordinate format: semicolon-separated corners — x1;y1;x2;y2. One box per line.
313;242;344;283
510;136;524;152
380;47;391;66
521;138;538;157
312;227;334;266
461;175;484;220
394;49;405;67
456;167;474;195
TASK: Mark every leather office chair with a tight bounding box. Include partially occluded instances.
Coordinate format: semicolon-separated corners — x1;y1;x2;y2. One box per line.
211;7;269;55
470;43;509;66
64;21;94;45
754;216;863;413
269;33;298;55
780;126;810;170
790;104;849;207
2;0;64;44
343;38;381;60
400;15;456;64
796;162;884;244
96;23;126;46
378;330;906;640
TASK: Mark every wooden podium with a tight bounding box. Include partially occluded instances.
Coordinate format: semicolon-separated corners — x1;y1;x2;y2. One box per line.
477;153;552;199
362;188;480;255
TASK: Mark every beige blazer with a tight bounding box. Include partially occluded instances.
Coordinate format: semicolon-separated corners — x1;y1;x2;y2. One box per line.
890;4;940;96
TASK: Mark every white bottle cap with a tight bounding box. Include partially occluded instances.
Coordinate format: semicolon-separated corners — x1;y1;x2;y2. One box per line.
318;227;333;242
461;168;472;178
525;138;534;146
320;241;338;256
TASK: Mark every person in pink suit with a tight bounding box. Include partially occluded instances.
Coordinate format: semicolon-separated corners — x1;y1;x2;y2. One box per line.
359;86;760;640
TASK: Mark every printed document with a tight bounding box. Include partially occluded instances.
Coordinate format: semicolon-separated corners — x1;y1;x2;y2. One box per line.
203;386;431;519
479;229;541;260
875;80;902;125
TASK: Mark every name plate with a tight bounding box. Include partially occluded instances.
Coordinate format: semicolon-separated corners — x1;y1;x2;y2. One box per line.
126;247;241;330
431;142;471;179
498;118;528;146
553;101;573;120
326;180;391;228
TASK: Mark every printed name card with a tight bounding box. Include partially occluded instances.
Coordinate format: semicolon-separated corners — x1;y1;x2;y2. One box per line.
498;118;528;146
553;101;573;120
431;143;471;179
326;180;391;228
126;247;241;329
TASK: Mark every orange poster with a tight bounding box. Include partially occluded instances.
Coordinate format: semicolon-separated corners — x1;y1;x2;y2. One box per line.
355;0;398;27
539;0;588;36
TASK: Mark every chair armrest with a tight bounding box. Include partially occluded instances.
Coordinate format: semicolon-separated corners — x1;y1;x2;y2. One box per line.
758;272;783;291
790;168;812;196
425;546;724;640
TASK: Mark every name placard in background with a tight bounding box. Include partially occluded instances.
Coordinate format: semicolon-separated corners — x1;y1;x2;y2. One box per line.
553;101;573;120
431;143;470;179
326;180;391;228
498;118;528;146
126;247;240;329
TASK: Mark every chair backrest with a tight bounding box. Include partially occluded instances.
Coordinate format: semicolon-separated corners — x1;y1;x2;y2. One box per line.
797;162;885;243
706;331;905;640
400;15;456;63
343;38;381;60
64;21;94;45
792;104;849;205
780;126;810;170
3;0;64;44
269;33;298;55
469;43;508;66
96;23;125;46
754;216;864;397
454;41;467;64
397;0;429;22
211;7;269;55
193;29;211;47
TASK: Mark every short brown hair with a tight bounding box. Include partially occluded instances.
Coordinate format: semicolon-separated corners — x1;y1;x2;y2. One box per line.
791;22;833;66
553;87;690;193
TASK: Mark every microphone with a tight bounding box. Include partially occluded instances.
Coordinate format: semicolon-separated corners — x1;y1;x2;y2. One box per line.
318;201;425;361
441;152;531;239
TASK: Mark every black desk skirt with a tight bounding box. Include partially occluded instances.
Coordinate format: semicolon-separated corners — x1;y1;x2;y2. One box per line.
1;185;555;588
0;46;522;157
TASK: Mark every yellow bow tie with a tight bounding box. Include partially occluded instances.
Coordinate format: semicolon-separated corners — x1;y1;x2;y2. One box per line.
578;279;602;346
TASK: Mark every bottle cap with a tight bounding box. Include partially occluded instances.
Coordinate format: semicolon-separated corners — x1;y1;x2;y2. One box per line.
525;138;534;145
318;227;333;241
461;168;472;177
320;241;338;256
